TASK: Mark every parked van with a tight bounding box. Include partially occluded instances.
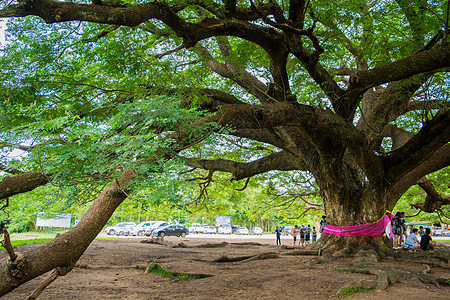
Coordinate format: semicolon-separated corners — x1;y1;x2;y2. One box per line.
189;223;205;233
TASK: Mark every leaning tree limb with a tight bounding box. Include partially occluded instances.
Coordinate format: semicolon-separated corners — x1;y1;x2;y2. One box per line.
0;170;135;296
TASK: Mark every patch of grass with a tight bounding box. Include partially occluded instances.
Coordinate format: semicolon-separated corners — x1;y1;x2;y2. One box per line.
0;238;54;249
334;287;371;298
332;267;352;274
148;262;200;280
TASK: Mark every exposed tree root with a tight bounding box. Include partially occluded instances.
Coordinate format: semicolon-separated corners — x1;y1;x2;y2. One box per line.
334;249;450;291
391;245;450;264
213;255;254;262
213;252;279;263
195;242;229;248
283;249;321;256
140;237;174;247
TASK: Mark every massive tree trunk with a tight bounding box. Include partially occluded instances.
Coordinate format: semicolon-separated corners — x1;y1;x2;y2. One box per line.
0;171;134;296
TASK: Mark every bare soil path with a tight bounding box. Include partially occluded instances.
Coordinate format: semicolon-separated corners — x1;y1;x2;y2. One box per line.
1;235;449;299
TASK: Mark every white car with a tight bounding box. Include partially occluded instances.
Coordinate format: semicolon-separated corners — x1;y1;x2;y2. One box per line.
218;225;232;234
236;226;249;235
189;223;205;233
144;221;171;236
130;221;157;236
249;226;263;235
205;226;217;234
104;222;136;236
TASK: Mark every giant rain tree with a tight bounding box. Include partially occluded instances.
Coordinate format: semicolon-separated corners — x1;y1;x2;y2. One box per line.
0;0;449;295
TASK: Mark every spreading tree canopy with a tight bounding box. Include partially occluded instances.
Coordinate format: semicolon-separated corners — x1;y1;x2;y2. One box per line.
0;0;449;295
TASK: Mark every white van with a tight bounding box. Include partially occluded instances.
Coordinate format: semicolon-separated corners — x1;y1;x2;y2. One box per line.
189;223;205;233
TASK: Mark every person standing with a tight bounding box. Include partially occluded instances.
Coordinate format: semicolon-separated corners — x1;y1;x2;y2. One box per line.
305;225;311;245
391;212;402;249
400;212;408;246
292;225;298;246
299;225;305;247
312;227;317;242
319;215;326;233
275;226;282;246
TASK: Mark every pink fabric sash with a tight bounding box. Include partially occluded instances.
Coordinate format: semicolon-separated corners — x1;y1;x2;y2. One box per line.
323;213;394;237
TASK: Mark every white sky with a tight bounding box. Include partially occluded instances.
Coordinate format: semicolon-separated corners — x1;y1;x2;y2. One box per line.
0;20;6;45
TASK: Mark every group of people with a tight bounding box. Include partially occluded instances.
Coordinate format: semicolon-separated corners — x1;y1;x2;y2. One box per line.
274;215;326;246
274;224;319;246
291;225;317;246
391;212;436;251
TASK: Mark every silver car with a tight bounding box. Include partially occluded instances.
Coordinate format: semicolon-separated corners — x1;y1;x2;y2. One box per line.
104;222;136;235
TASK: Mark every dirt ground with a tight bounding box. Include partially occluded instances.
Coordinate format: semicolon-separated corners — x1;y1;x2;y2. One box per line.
1;235;450;300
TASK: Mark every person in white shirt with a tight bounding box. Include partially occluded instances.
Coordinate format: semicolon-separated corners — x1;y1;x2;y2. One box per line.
404;228;420;251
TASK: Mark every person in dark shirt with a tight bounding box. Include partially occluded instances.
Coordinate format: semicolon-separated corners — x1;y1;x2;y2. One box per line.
420;228;436;251
418;226;425;237
319;215;326;233
391;212;402;249
275;226;282;246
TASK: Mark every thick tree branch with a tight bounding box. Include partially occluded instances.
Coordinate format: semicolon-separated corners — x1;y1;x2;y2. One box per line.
390;143;450;203
383;110;450;181
0;172;50;200
193;43;271;103
409;178;450;213
0;0;284;50
180;150;305;181
350;43;450;91
208;102;385;183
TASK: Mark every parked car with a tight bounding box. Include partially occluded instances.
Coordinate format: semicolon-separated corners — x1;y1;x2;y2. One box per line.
249;226;263;235
104;222;136;236
130;221;157;236
189;223;205;234
280;225;294;236
218;225;232;234
205;226;217;234
152;224;189;238
144;221;171;236
231;225;239;234
236;226;249;235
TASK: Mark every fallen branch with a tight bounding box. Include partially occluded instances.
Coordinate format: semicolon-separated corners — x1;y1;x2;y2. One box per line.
26;269;59;300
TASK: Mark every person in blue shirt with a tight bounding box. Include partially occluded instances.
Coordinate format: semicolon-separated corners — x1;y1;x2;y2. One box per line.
305;225;312;245
275;226;282;245
319;215;326;233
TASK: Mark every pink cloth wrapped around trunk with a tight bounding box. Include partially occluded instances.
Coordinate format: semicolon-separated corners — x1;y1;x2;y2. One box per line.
323;213;394;237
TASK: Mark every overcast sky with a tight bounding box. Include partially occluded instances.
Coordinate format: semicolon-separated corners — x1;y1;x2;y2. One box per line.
0;20;6;45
